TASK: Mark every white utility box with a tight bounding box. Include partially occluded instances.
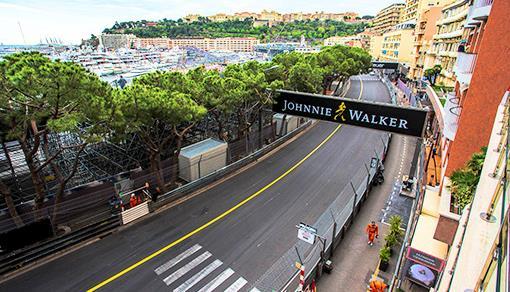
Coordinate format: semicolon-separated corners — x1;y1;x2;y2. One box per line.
178;138;228;182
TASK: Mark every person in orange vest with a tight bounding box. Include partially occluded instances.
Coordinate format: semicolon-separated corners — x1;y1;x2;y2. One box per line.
366;221;379;246
369;279;387;292
129;194;138;208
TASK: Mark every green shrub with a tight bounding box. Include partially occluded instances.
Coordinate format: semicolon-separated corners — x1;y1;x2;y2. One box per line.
449;147;487;212
379;246;391;263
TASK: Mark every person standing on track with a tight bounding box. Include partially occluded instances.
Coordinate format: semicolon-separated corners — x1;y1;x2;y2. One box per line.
369;279;387;291
366;221;379;246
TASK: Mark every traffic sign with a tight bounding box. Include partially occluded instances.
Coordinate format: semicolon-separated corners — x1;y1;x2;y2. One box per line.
297;222;318;245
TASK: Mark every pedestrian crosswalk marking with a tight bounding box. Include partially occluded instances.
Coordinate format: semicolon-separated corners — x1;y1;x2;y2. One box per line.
197;268;235;292
250;288;262;292
224;277;248;292
163;251;212;285
155;244;202;275
174;259;223;292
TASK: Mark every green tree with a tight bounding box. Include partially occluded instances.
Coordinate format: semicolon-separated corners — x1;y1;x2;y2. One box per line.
113;75;206;191
224;62;282;138
287;61;322;93
424;65;442;85
187;67;245;140
0;52;111;219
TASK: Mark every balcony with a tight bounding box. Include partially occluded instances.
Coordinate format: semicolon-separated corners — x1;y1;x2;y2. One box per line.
470;0;493;20
437;8;469;26
454;52;477;84
434;29;463;40
438;50;458;58
416;27;426;35
442;92;461;141
426;85;445;131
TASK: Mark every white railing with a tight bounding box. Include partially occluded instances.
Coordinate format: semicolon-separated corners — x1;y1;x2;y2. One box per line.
443;92;461;140
473;0;493;8
454;52;477;74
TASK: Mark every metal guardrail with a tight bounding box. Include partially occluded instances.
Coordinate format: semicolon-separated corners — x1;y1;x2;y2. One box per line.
253;132;391;291
0;119;312;277
0;215;120;275
380;75;398;105
154;120;313;208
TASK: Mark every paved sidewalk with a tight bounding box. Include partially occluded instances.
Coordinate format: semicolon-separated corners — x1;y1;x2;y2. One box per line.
317;134;416;291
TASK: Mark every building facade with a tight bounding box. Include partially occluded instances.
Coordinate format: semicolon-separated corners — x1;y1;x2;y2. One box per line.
430;0;471;86
324;32;373;51
135;37;259;52
372;3;406;35
399;0;510;290
184;11;359;23
100;34;136;50
409;6;444;79
378;22;416;64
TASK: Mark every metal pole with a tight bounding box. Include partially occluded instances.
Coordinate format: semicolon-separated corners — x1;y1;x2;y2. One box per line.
350;181;358;215
331;221;337;258
295;246;303;264
364;162;371;193
496;111;508;292
381;137;387;157
258;108;263;149
330;210;337;257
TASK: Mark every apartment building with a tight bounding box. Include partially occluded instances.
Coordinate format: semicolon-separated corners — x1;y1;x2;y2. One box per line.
378;22;416;64
135;37;259;52
429;0;471;86
185;11;359;24
398;0;510;290
324;31;374;51
100;34;136;50
135;37;171;48
370;35;384;59
409;6;444;79
372;3;406;35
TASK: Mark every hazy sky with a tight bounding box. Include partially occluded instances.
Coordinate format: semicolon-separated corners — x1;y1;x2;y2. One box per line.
0;0;400;45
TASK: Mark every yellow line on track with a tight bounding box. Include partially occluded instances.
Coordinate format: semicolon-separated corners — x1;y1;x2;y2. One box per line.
87;124;343;292
89;75;364;291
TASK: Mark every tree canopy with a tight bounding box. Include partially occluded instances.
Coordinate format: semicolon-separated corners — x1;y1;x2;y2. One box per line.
0;52;112;221
0;45;371;218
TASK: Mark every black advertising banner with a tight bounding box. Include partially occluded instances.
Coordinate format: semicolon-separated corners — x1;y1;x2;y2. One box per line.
273;90;428;137
403;247;445;288
372;61;399;70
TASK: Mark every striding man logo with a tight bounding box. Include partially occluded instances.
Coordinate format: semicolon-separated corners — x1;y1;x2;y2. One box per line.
334;102;347;121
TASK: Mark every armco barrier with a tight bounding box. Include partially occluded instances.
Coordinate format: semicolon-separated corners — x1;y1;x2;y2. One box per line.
380;75;398;105
153;120;313;208
0;215;120;275
0;119;312;276
253;132;391;291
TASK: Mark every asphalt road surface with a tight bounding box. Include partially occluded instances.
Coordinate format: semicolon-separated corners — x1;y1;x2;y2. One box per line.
0;75;391;292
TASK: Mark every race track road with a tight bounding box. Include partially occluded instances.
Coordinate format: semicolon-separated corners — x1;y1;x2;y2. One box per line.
0;74;391;292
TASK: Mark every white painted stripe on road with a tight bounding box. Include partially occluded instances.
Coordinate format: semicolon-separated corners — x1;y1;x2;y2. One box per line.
197;268;235;292
155;244;202;275
164;251;212;285
250;288;262;292
224;277;248;292
174;259;223;292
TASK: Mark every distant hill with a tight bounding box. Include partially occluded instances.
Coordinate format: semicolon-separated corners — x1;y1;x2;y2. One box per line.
102;18;369;42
